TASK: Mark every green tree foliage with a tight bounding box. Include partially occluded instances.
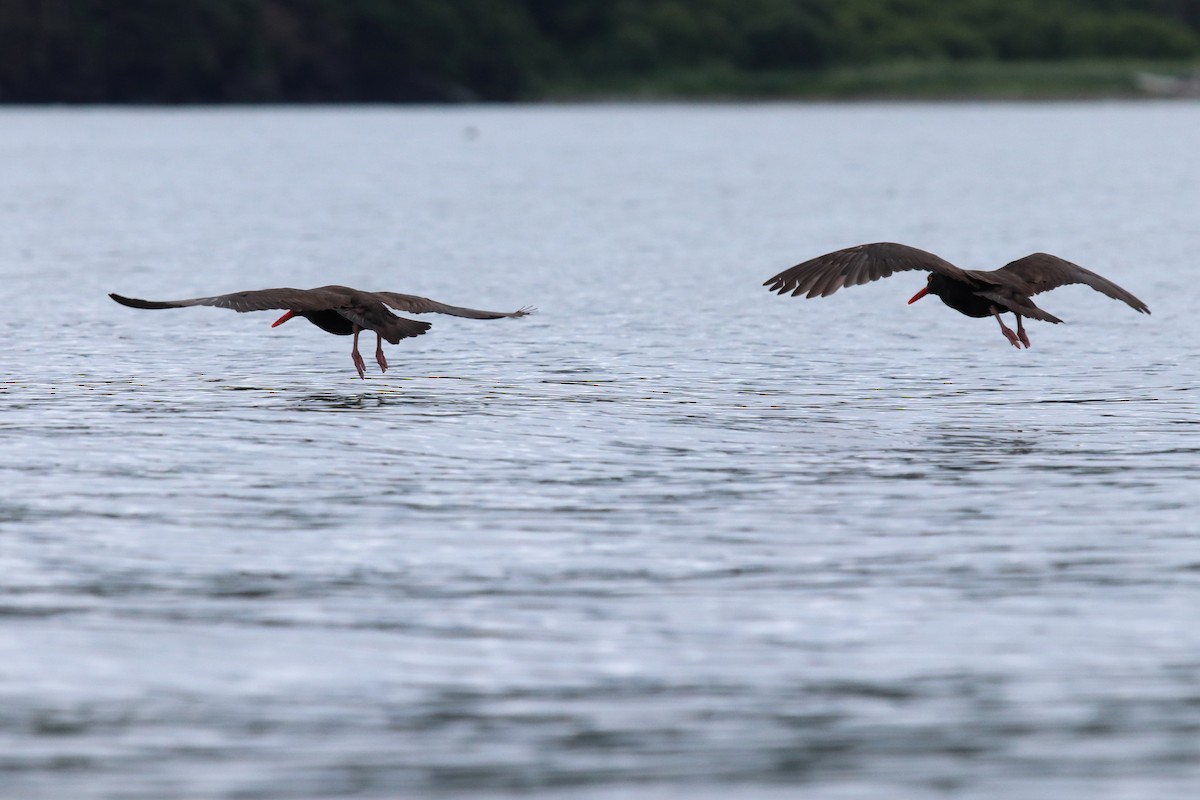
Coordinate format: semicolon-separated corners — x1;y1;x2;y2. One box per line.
0;0;1197;101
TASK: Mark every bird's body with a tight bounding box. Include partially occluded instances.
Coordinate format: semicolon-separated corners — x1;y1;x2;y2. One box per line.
763;242;1149;348
290;308;359;337
110;285;533;378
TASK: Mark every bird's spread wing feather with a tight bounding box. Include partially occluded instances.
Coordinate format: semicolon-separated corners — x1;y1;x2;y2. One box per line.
994;254;1150;314
109;287;353;313
373;292;534;319
763;242;974;298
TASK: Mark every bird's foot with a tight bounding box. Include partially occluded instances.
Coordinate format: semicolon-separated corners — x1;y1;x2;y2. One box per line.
352;350;367;379
375;350;388;374
1018;329;1031;348
1000;327;1023;349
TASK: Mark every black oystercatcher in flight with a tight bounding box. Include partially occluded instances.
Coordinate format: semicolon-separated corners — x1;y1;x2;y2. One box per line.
763;242;1149;348
110;286;534;378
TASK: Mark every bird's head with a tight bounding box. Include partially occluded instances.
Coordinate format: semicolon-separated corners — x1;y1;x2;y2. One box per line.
907;273;934;305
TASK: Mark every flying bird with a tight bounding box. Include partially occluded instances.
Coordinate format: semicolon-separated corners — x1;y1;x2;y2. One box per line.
763;242;1148;348
110;285;534;378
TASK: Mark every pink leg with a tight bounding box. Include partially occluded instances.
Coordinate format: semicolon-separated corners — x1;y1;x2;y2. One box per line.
351;325;367;379
993;310;1023;349
1015;315;1031;348
375;333;388;373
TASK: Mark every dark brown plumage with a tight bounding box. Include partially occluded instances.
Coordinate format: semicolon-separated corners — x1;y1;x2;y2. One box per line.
763;242;1149;348
110;285;534;378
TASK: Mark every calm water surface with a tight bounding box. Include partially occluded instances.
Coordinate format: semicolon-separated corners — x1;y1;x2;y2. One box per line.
1;103;1199;799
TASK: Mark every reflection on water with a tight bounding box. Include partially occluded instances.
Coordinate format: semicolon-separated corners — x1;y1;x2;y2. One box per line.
2;103;1200;799
298;392;390;410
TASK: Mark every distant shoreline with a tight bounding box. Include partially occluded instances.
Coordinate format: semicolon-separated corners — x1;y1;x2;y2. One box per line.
535;60;1200;103
3;60;1198;105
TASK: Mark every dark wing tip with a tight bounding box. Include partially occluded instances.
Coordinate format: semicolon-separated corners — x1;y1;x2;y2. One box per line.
1104;287;1151;315
1128;294;1151;315
110;292;150;308
109;293;187;310
762;275;791;294
515;306;537;317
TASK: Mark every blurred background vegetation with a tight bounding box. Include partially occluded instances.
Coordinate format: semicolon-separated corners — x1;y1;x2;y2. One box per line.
2;0;1199;101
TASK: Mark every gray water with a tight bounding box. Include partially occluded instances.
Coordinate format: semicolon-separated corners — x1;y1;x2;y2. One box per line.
1;103;1198;799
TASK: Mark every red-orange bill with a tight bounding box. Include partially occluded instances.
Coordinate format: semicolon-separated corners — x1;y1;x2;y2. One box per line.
271;310;296;327
907;287;929;305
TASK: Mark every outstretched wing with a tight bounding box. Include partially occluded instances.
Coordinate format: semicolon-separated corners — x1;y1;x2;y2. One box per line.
110;285;431;345
109;287;352;313
993;254;1150;314
763;242;974;298
373;291;534;319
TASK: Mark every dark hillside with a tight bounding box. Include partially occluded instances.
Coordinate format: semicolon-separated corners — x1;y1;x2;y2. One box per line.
1;0;1197;101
